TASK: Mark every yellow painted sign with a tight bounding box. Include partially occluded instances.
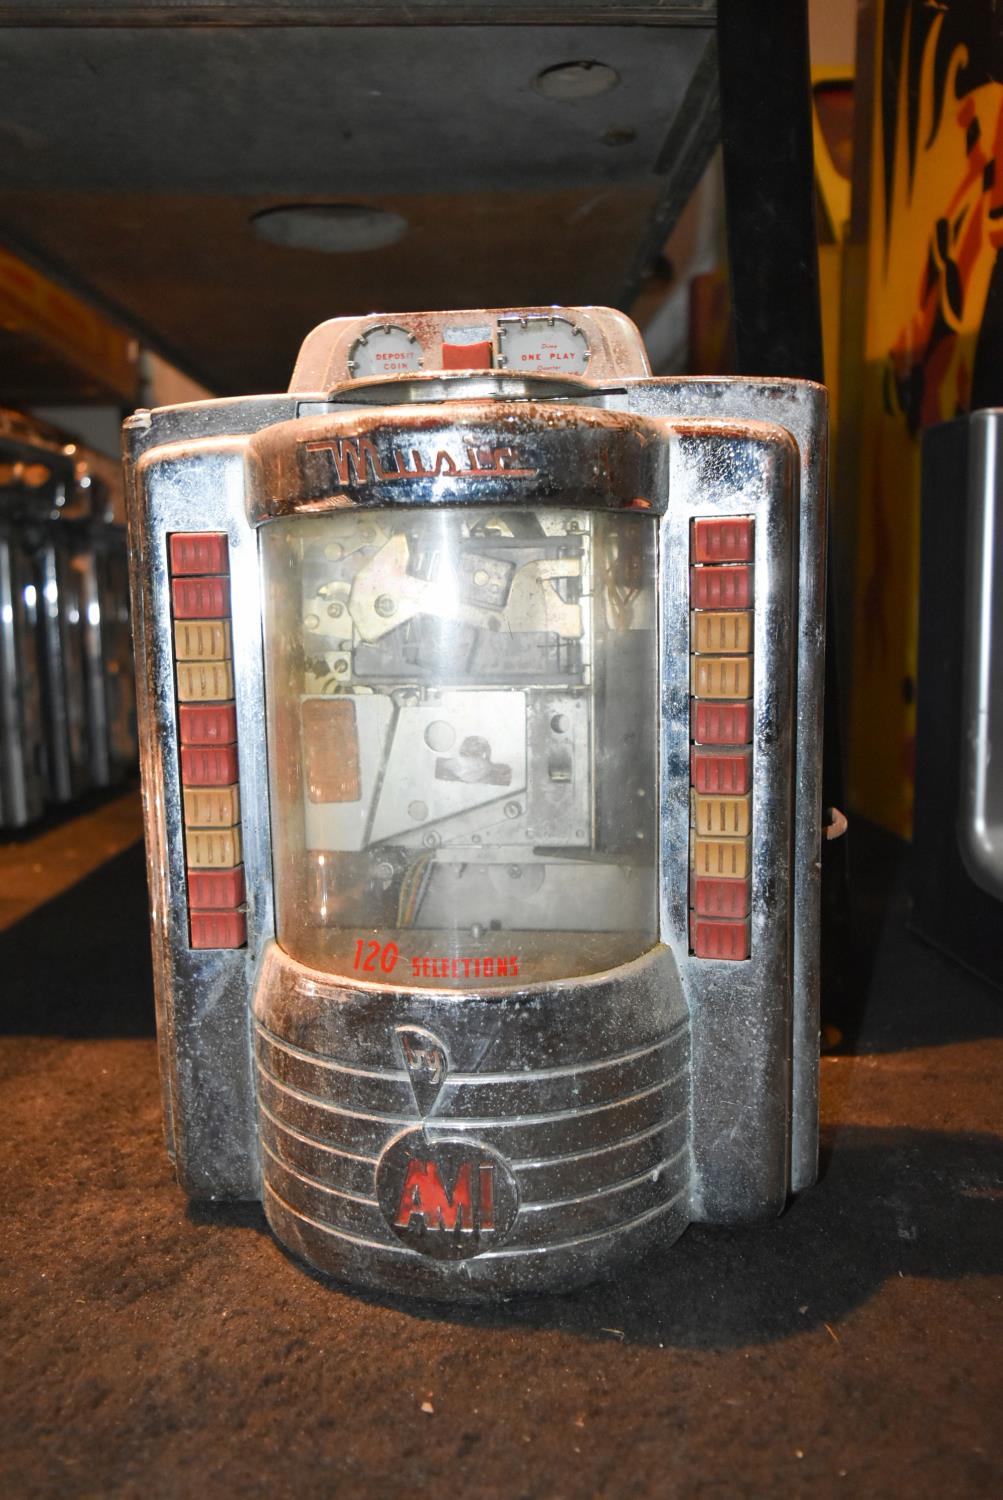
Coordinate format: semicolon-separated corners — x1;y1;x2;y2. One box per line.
847;0;1003;836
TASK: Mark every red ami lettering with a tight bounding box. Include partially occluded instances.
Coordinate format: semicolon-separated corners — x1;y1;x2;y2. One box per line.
394;1159;475;1233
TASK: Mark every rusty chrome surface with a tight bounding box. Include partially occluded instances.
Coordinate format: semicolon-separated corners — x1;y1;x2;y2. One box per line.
125;305;826;1293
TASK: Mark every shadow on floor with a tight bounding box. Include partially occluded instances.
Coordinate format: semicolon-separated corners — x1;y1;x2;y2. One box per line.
199;1121;1002;1351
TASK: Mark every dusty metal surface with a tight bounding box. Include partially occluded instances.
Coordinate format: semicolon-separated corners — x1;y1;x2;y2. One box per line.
125;308;823;1298
0;822;999;1496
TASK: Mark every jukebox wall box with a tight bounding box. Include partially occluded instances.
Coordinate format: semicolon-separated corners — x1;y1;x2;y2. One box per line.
1;412;136;829
126;307;827;1298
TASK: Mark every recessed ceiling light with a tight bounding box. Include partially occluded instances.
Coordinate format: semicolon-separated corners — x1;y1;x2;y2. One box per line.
249;204;408;253
533;61;620;101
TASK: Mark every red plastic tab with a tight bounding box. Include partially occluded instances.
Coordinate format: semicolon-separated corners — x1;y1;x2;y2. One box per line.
441;340;493;370
179;703;238;746
187;866;245;910
190;909;247;950
691;876;751;919
169;532;229;577
172;575;230;619
689;914;751;960
691;700;753;746
181;743;240;786
692;517;754;564
690;564;753;610
690;746;752;795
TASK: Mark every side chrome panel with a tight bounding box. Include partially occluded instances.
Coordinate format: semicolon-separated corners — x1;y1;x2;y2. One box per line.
629;379;826;1196
658;421;797;1221
126;432;272;1198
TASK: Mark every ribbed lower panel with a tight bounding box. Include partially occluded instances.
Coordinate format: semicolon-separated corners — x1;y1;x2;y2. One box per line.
253;943;692;1298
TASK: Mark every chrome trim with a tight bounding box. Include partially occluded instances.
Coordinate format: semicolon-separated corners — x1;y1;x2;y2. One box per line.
658;419;797;1220
960;409;1003;901
626;376;826;1196
126;429;273;1198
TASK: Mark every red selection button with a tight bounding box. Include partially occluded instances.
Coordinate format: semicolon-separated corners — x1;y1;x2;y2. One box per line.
181;743;240;786
179;703;238;746
690;746;752;795
690;914;751;961
441;340;493;370
172;576;230;619
691;700;753;746
690;564;753;610
188;865;245;910
169;532;229;577
692;517;754;564
691;876;751;919
190;909;247;950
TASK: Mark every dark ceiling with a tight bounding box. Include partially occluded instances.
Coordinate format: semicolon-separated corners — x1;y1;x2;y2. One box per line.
0;4;718;394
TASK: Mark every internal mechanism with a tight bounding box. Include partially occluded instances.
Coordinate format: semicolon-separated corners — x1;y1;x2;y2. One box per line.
280;505;656;946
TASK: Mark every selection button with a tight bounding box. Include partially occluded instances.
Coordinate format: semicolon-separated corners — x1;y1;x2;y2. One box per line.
187;865;245;909
187;827;242;869
172;576;231;619
690;565;753;610
693;836;750;879
691;517;754;564
169;532;229;577
174;619;232;662
190;910;247;950
690;747;752;795
693;792;751;838
691;610;752;654
689;915;751;961
691;875;751;919
691;656;753;700
176;661;235;703
179;703;238;745
183;784;240;829
181;744;240;787
691;700;753;746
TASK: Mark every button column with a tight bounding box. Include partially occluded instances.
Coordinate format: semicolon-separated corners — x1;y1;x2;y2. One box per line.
689;517;754;960
170;532;246;950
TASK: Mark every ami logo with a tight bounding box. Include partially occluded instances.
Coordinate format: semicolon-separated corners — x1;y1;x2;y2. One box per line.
376;1131;519;1260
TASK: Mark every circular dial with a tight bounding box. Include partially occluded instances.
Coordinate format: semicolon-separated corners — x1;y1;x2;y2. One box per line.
348;324;423;379
497;315;590;375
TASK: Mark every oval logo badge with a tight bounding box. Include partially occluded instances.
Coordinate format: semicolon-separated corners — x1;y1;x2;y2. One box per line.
376;1130;519;1260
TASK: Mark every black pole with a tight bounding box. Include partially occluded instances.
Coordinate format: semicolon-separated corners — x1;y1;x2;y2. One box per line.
717;0;849;1016
717;0;825;383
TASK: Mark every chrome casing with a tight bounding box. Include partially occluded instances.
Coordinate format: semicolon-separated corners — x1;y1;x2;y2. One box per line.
1;413;136;826
960;409;1003;904
125;306;826;1297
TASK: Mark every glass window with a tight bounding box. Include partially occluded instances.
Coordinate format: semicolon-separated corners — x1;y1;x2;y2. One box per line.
261;504;658;987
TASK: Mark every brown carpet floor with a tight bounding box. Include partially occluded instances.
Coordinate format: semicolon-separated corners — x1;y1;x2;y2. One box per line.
1;824;1000;1499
